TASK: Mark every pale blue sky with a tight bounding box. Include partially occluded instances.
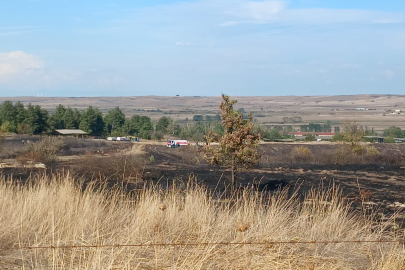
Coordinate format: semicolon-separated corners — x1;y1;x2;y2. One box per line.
0;0;404;97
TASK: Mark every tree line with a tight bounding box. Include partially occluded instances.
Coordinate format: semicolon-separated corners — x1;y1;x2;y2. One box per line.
0;101;225;140
3;100;401;142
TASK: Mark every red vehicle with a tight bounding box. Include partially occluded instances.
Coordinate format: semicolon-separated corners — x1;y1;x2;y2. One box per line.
167;140;188;148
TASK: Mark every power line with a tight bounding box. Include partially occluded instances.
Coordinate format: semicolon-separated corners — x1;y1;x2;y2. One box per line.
2;239;405;251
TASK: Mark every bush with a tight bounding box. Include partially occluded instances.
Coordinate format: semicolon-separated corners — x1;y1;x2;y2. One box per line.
334;144;353;164
18;137;66;164
332;132;346;142
364;146;380;163
17;123;32;135
366;146;380;157
305;134;316;141
290;146;314;163
384;137;395;143
151;131;164;141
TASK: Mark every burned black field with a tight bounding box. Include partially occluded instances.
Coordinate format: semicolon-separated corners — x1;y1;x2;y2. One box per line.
2;137;405;226
143;143;405;225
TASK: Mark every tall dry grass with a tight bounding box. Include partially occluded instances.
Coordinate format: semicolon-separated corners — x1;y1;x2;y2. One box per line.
0;174;404;269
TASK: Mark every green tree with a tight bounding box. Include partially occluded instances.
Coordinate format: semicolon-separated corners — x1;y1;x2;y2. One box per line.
126;115;153;139
104;107;126;135
64;107;80;129
205;115;213;122
264;129;282;141
167;120;181;136
383;126;403;138
25;104;48;134
193;115;203;121
79;106;105;136
334;126;341;133
204;95;260;189
48;104;66;130
14;101;27;126
156;116;172;133
332;132;346;142
0;125;5;157
305;134;316;141
0;101;17;132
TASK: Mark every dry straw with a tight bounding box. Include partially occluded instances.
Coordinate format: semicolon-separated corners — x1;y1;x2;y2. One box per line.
0;174;404;269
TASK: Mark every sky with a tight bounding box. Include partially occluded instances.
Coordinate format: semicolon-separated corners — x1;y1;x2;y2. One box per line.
0;0;404;97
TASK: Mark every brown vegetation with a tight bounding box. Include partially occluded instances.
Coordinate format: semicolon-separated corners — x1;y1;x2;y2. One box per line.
17;137;66;164
290;146;314;163
0;174;404;269
72;154;146;184
205;95;260;189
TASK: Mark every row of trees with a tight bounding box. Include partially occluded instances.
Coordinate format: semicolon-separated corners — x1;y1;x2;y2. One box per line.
383;126;405;138
300;122;332;133
0;101;225;140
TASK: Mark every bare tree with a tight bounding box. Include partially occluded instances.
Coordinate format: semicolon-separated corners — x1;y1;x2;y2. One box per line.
204;94;260;189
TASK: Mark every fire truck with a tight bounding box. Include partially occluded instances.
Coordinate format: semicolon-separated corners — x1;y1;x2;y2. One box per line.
167;139;188;148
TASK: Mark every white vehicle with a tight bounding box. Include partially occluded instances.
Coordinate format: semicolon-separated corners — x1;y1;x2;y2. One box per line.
117;137;127;141
107;137;117;141
167;139;188;147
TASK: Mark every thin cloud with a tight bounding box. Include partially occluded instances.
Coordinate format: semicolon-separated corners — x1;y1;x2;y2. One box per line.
218;1;405;26
0;51;44;83
243;0;286;21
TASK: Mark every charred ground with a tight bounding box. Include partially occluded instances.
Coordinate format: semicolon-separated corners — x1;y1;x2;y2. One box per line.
1;137;405;225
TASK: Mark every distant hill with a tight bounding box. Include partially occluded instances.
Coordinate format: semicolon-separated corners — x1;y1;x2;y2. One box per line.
1;95;404;130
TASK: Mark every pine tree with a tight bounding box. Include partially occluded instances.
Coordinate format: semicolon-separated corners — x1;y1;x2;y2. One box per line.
0;101;17;132
48;104;66;130
24;104;48;134
64;107;76;129
80;106;105;136
204;95;260;189
14;101;27;126
104;107;125;135
156;116;172;134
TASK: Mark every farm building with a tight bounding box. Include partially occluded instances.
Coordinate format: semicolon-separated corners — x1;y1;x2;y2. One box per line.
290;132;335;141
51;129;88;138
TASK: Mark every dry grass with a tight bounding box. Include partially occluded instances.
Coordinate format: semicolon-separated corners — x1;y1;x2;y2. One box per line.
17;137;66;164
290;146;315;163
0;174;404;269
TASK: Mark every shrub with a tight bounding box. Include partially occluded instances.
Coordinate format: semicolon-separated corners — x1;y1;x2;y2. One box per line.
366;146;380;157
17;123;32;135
149;155;155;163
305;134;316;141
151;131;164;141
19;137;66;164
290;146;314;163
364;146;380;163
352;143;365;156
334;144;353;164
